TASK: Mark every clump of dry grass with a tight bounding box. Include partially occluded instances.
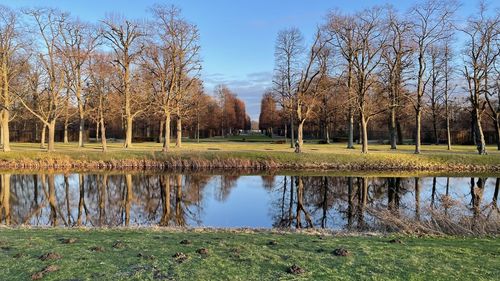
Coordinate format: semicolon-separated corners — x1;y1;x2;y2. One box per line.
369;207;500;236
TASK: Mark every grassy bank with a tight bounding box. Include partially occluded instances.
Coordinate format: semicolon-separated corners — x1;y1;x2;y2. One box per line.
0;141;499;172
0;228;498;280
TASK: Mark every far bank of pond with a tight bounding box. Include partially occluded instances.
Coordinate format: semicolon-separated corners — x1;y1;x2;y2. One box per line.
0;145;499;172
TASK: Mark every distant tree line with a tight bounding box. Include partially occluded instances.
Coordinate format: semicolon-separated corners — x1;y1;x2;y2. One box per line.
0;4;250;152
259;0;499;154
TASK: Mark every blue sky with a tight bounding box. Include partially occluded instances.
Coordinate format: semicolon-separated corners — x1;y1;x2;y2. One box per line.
4;0;491;120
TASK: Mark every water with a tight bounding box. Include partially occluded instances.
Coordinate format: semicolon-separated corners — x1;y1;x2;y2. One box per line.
0;172;498;231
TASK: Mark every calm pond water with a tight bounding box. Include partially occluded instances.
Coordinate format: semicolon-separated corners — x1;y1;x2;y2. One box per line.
0;172;498;230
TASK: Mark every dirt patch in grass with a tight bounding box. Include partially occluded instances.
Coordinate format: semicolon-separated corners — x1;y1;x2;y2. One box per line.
172;252;188;263
287;264;305;275
39;252;62;261
196;248;209;255
31;265;60;280
389;238;403;244
332;248;350;256
60;238;77;244
89;246;104;252
112;241;126;249
137;253;156;260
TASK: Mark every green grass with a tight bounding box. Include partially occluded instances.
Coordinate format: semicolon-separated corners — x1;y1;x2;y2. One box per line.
0;140;499;172
0;228;498;280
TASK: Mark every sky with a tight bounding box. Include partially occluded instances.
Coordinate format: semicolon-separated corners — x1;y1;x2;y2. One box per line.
3;0;492;120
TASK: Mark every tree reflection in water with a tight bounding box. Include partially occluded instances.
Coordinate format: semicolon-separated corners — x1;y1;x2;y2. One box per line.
0;173;498;232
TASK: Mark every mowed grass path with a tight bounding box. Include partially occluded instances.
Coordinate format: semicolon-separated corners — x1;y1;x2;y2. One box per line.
0;229;498;280
1;138;499;171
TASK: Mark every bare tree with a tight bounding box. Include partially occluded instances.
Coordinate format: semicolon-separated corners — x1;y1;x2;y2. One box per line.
0;5;24;152
442;41;456;150
327;12;357;149
294;30;329;153
19;8;69;152
59;18;99;148
144;5;201;150
272;28;303;148
101;15;144;149
410;0;457;154
88;52;115;152
426;44;445;145
462;2;499;154
489;61;500;150
482;7;500;151
351;7;388;153
381;9;413;150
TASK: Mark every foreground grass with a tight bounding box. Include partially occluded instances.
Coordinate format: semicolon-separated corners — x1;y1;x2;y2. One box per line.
0;139;499;171
0;228;498;280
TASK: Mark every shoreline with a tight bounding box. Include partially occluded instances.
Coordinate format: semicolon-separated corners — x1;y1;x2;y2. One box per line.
0;154;499;173
0;142;499;173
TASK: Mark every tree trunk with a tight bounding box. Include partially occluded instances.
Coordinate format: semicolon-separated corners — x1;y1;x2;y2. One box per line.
158;120;164;143
493;178;499;208
0;123;3;148
396;119;403;145
446;108;452;151
48;174;57;226
347;109;354;149
124;116;133;148
100;115;107;152
160;175;171;226
495;119;500;151
290;114;295;149
63;118;69;144
1;57;10;152
415;50;424;154
163;112;171;152
1;110;10;152
296;120;304;153
415;178;420;220
357;118;362;145
78;116;84;148
473;109;487;155
175;174;184;226
325;123;330;144
347;60;354;149
96;120;99;141
47;120;56;152
41;124;46;149
0;174;11;225
196;113;200;143
415;107;421;154
76;174;85;226
176;115;182;148
360;113;368;154
389;107;397;150
284;123;288;144
124;174;132;226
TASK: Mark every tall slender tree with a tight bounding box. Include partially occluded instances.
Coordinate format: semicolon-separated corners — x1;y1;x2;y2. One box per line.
410;0;456;154
101;16;144;149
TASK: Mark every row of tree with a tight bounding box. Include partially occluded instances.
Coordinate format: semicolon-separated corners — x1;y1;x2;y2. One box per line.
0;4;250;152
260;0;499;154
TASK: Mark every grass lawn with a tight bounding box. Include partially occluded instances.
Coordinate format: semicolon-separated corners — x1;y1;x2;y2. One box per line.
0;228;498;281
0;137;499;172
